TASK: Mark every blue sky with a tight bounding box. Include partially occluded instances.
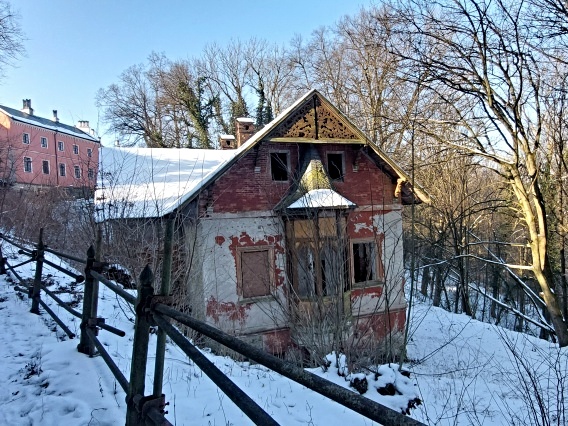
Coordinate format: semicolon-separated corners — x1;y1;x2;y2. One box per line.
1;1;369;145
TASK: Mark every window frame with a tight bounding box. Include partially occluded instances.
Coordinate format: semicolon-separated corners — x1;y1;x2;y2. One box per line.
88;168;94;180
288;217;348;299
350;237;385;286
59;163;66;177
42;160;50;175
236;246;275;300
40;137;48;148
74;165;81;179
73;144;79;155
87;148;93;158
58;141;64;151
23;157;32;173
327;152;345;181
22;133;30;145
270;151;290;182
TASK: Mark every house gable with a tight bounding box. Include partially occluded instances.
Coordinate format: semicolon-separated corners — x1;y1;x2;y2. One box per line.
266;94;361;142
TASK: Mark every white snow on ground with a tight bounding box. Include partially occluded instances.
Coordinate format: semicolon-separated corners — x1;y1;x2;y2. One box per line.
0;239;566;425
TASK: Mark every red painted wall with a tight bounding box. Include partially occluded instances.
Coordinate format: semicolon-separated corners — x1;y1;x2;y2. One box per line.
0;112;99;189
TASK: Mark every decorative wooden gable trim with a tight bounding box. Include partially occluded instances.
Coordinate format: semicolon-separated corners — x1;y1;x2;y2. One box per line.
266;94;362;142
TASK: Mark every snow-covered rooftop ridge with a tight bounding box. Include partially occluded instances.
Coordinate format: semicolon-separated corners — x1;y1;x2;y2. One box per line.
287;188;356;209
95;146;239;220
0;105;99;142
236;117;254;123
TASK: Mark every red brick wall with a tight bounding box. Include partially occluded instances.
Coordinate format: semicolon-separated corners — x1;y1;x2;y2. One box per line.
203;143;395;214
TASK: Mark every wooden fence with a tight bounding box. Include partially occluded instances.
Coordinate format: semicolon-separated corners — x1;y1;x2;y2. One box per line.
0;223;425;426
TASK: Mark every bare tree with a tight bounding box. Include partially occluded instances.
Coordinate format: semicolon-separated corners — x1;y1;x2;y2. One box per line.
0;0;24;81
391;0;568;345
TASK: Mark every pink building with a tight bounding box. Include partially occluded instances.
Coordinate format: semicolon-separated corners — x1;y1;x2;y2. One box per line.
0;99;100;192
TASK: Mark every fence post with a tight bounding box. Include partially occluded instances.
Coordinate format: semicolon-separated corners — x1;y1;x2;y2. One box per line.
0;244;6;275
153;217;174;397
126;264;154;426
91;226;103;319
30;228;44;314
78;245;96;355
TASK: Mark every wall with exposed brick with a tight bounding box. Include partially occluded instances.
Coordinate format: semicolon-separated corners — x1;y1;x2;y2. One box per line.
196;214;288;336
193;140;406;353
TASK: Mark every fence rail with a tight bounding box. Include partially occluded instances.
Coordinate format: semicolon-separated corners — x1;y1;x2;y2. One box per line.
0;227;425;426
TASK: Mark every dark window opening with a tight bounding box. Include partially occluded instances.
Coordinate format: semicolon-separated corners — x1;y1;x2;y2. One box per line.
271;152;288;181
353;242;380;283
42;161;49;175
23;157;32;173
59;163;66;177
327;153;344;181
240;249;272;298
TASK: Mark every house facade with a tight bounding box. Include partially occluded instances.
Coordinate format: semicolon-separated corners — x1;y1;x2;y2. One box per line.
97;90;428;361
0;99;100;191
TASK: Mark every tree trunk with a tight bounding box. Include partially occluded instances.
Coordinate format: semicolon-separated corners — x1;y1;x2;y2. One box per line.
420;264;430;297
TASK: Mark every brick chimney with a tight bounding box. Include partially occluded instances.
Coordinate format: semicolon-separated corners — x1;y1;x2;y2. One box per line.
21;99;33;115
52;110;59;122
77;120;90;132
219;134;236;150
235;117;255;147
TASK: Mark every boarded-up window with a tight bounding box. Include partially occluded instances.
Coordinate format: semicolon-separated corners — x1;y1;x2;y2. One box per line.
239;249;272;298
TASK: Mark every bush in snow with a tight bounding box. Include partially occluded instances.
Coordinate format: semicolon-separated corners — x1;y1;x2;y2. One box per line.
321;352;422;415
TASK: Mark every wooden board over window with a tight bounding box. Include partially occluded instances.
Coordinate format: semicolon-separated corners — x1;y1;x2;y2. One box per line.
292;217;337;240
238;248;273;299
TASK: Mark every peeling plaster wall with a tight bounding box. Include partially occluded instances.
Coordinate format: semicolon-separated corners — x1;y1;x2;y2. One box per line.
347;209;406;318
196;213;288;335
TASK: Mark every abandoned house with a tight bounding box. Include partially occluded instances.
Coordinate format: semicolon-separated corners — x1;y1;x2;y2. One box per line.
95;89;429;360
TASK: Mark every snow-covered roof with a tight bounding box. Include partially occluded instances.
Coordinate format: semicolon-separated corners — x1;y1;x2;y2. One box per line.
96;89;429;221
95;146;239;220
287;189;355;209
0;105;99;142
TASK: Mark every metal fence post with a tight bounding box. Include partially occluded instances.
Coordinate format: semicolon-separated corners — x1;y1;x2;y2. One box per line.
153;217;174;397
78;245;96;355
126;264;154;426
30;228;44;314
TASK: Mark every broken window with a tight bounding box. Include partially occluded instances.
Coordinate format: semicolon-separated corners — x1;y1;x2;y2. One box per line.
239;248;272;299
271;152;289;181
352;240;384;284
289;217;347;298
327;153;344;181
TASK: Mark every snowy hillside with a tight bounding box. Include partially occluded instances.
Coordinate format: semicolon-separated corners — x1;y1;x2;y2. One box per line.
0;240;565;425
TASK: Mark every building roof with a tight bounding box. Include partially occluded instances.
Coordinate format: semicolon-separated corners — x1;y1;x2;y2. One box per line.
95;146;240;220
0;105;99;142
95;89;430;220
287;189;355;210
